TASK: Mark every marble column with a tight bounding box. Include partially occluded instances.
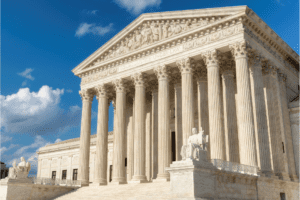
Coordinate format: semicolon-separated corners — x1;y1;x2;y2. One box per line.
48;158;52;179
196;71;210;160
37;159;42;178
229;41;257;167
78;89;93;186
57;156;62;180
126;96;134;181
151;89;158;179
202;50;225;160
262;66;287;178
112;79;127;184
154;65;171;181
130;72;148;183
145;102;152;181
93;84;109;185
68;155;73;180
279;74;298;181
221;70;239;163
176;58;195;145
248;54;273;175
174;83;183;161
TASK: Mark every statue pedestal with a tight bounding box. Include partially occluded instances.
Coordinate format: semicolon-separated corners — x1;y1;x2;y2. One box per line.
165;159;216;200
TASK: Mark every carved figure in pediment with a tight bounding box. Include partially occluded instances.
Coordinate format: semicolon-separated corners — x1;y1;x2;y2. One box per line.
151;23;160;42
168;21;175;37
116;40;128;56
141;23;153;46
174;21;182;34
182;20;191;31
199;18;209;27
134;30;142;49
162;23;169;39
127;35;135;51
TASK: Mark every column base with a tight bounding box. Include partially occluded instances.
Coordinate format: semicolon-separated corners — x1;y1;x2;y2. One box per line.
111;177;127;185
92;178;107;186
290;174;299;182
276;172;291;181
128;175;148;184
91;182;107;186
153;173;170;182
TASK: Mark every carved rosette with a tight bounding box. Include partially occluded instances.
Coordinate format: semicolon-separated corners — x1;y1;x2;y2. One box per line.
229;40;251;60
202;50;219;67
79;89;94;102
131;72;147;87
176;57;194;74
113;79;126;93
154;65;170;81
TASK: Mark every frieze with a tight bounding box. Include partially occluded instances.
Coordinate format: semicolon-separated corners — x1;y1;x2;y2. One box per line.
86;17;224;67
81;66;118;85
80;21;244;86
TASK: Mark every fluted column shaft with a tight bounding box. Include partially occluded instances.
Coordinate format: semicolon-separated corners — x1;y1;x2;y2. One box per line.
112;80;127;184
78;90;93;186
127;99;134;181
151;90;158;179
174;83;183;161
279;74;298;181
222;71;239;163
248;59;273;175
145;103;152;181
176;58;194;145
230;42;257;166
202;51;225;160
130;73;147;183
93;85;109;185
197;77;210;160
154;65;171;181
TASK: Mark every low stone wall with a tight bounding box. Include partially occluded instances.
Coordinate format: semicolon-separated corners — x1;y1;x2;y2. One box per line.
0;179;77;200
166;159;299;200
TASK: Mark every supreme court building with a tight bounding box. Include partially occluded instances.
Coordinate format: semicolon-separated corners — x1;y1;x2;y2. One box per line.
37;5;299;199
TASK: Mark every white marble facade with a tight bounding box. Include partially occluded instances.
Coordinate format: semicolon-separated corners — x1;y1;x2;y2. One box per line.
37;5;299;188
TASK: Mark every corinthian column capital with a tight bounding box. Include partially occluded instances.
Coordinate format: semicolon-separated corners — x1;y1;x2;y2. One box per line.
229;40;251;60
262;60;279;76
202;49;219;67
154;65;170;80
278;73;287;83
79;89;94;102
248;50;263;69
113;79;127;93
176;57;194;74
95;84;108;99
131;72;147;87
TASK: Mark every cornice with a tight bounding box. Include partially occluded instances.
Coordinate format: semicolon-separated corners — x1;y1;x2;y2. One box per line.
72;6;247;75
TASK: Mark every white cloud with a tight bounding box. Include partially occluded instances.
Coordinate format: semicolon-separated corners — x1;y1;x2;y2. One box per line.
0;85;82;135
18;68;35;80
14;136;50;156
55;138;62;143
0;144;19;154
83;10;98;15
1;135;12;143
114;0;161;15
75;23;113;38
22;80;28;86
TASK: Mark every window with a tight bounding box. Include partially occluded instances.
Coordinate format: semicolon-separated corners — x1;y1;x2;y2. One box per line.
280;193;286;200
52;171;56;180
62;170;67;180
125;158;127;167
73;169;78;180
282;142;285;153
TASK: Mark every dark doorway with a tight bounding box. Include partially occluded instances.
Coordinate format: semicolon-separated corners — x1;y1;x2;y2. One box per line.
73;169;78;180
280;193;286;200
172;131;176;162
52;171;56;180
109;165;113;182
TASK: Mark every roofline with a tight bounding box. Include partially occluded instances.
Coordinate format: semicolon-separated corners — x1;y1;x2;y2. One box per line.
72;5;248;74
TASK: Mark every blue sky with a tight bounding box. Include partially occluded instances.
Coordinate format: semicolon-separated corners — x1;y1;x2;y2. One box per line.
1;0;299;175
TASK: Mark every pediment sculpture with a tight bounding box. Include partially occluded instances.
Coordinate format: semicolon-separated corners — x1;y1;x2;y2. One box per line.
7;157;31;179
180;127;209;161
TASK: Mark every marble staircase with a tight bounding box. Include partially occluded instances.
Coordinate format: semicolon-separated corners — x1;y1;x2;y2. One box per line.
52;181;174;200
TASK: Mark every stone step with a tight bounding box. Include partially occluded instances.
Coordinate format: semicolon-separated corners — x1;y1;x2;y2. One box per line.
52;182;173;200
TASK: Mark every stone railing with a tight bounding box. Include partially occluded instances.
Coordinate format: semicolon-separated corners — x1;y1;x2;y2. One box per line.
30;177;81;187
210;159;259;176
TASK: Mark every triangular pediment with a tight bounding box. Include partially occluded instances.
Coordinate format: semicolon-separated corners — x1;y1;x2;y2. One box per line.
72;6;248;75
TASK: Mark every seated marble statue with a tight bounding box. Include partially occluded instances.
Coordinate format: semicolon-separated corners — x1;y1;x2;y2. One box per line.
180;127;209;161
7;157;31;179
